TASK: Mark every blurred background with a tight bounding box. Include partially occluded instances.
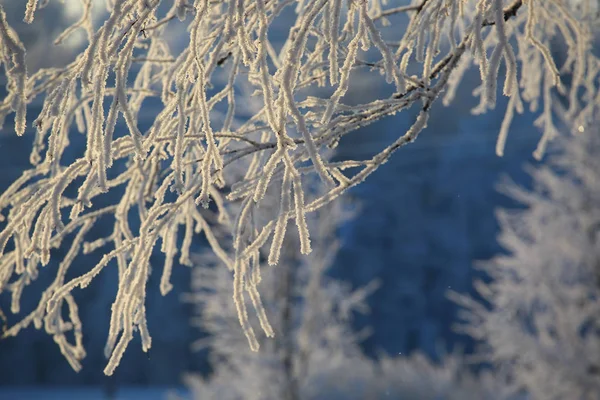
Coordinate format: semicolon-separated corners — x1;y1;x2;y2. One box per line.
0;1;570;399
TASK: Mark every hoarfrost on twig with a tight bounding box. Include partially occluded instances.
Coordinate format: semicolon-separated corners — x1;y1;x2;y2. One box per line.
0;0;597;375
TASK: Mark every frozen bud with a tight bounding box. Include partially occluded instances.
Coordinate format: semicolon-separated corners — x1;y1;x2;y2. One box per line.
176;0;188;21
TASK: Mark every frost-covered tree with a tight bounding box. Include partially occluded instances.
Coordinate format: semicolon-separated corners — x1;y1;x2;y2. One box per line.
181;197;516;400
452;126;600;399
0;0;598;375
180;198;376;400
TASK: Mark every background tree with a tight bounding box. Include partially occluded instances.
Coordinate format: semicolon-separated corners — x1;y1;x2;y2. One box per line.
452;124;600;399
0;0;598;376
181;191;516;400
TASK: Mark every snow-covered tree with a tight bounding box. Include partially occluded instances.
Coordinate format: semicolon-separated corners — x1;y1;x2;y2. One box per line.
0;0;598;375
181;195;516;400
179;197;374;400
452;126;600;399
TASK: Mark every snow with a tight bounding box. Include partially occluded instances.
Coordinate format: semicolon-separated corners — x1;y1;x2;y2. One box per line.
0;387;188;400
